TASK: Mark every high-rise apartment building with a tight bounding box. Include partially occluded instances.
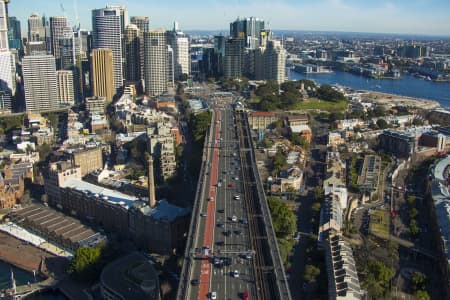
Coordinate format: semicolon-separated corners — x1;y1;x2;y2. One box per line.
167;22;190;80
224;38;244;78
0;0;14;112
27;13;45;42
92;7;123;92
130;16;149;81
130;16;149;32
0;0;8;50
22;55;58;112
90;48;114;102
264;40;286;83
56;70;74;106
8;16;21;49
167;45;174;86
230;17;265;49
59;30;75;68
143;30;167;96
0;51;14;111
124;24;140;82
49;16;68;60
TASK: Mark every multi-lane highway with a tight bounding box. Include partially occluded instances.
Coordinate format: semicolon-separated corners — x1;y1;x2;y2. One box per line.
177;103;291;300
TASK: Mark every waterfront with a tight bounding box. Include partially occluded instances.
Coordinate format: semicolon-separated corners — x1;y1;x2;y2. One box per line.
289;69;450;107
0;261;66;300
0;260;37;290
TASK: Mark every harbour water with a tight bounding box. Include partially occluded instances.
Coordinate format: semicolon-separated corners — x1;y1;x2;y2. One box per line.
0;261;66;300
289;69;450;108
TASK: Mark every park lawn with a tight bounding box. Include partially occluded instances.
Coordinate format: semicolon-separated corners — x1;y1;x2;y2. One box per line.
290;98;348;112
369;209;390;240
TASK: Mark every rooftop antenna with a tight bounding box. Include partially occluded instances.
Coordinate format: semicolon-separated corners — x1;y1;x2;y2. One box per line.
60;3;67;18
73;0;80;29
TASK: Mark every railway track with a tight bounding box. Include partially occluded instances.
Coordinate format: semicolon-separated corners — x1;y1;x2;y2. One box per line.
236;112;277;300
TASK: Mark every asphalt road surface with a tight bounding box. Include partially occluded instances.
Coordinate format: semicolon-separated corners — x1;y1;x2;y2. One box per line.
188;106;256;300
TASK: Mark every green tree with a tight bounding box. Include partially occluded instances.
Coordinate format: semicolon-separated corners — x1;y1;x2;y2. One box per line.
38;143;51;162
373;106;387;117
411;272;427;291
363;261;395;298
313;186;324;201
304;264;320;282
68;247;103;282
273;149;286;175
409;219;420;236
414;290;430;300
376;118;389;129
316;84;345;102
267;196;297;238
311;202;321;213
262;138;273;148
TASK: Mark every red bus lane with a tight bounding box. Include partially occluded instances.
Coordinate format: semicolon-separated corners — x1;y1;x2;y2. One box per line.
197;110;221;300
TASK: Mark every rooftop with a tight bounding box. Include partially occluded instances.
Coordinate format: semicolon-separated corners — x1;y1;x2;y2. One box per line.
140;199;190;221
249;111;275;117
61;178;139;209
100;252;159;300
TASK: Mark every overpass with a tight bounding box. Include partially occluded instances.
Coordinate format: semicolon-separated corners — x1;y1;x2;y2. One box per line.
176;105;291;300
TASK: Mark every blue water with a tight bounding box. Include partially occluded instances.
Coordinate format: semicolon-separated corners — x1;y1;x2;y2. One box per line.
0;261;37;290
0;261;66;299
288;69;450;107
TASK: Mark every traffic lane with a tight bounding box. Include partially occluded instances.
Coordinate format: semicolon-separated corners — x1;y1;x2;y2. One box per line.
197;109;221;300
210;108;230;299
188;117;220;300
210;113;253;299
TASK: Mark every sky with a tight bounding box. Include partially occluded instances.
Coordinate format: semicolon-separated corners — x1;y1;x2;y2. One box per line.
7;0;450;36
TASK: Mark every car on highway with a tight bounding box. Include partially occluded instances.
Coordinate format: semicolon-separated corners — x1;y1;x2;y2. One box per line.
234;177;239;180
232;270;240;278
223;230;232;236
231;215;238;222
234;230;242;235
228;183;235;188
217;223;224;228
242;291;249;300
210;291;217;299
216;241;224;246
241;218;248;224
217;209;224;213
234;195;240;200
200;212;207;217
190;279;200;286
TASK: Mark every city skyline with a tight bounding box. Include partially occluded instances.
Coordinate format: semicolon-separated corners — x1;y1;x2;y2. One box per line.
7;0;450;36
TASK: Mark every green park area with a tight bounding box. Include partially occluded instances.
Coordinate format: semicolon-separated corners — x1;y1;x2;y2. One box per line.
289;98;348;112
369;209;390;240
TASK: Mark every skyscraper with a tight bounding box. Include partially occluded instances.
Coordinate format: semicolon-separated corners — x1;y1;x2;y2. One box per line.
92;7;123;92
59;30;75;70
0;0;14;112
143;30;167;96
167;45;174;86
124;24;140;82
264;40;286;83
8;16;21;49
90;48;114;102
167;22;190;80
22;55;58;112
49;16;68;60
130;16;149;81
224;38;244;78
0;0;8;50
56;70;74;106
230;17;265;49
130;16;149;32
27;13;45;42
